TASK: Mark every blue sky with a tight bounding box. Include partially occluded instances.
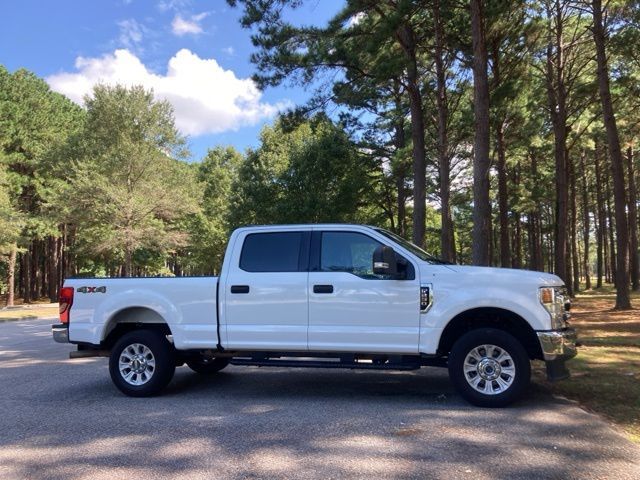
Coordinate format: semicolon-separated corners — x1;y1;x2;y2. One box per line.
1;0;345;160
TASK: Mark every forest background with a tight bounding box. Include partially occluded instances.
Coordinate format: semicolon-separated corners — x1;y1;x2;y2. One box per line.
2;0;639;310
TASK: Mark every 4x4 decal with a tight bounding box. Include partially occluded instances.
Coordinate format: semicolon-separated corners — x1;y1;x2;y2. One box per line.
77;286;107;294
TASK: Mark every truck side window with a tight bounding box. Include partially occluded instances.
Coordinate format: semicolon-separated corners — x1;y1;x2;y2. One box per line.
320;232;381;278
240;232;303;272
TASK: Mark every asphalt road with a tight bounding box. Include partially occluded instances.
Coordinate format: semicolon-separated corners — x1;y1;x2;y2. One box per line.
0;319;638;480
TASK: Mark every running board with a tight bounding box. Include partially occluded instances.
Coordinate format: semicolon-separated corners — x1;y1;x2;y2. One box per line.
229;358;421;370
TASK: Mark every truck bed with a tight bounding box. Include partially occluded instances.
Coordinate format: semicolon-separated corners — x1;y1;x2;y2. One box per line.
65;276;219;350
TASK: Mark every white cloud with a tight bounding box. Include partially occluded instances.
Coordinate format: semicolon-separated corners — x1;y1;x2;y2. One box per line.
171;12;208;36
192;12;208;21
222;46;235;55
157;0;191;12
46;49;289;136
117;19;146;53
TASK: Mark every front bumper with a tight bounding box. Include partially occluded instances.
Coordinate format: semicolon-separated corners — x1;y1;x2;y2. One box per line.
537;328;578;361
537;328;578;381
52;324;69;343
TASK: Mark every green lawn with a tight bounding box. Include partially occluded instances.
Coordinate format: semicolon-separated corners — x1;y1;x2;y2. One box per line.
0;303;58;321
534;287;640;443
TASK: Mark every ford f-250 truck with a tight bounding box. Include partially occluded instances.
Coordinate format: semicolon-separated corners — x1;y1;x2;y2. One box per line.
52;224;577;407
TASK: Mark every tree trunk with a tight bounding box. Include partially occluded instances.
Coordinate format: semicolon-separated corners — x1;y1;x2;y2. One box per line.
511;160;522;268
512;161;522;269
31;242;40;301
553;107;569;281
5;245;17;307
552;206;556;273
595;143;605;288
396;24;427;247
434;0;455;262
626;146;639;291
570;157;579;293
21;247;32;303
395;167;407;238
40;240;47;298
593;0;631;308
490;35;511;268
545;0;569;284
529;153;543;271
606;172;617;287
47;236;59;302
392;79;408;237
123;246;133;278
547;212;555;272
513;214;522;268
496;121;510;267
470;0;491;266
580;151;591;290
528;213;540;271
57;230;64;288
393;141;408;237
567;223;573;296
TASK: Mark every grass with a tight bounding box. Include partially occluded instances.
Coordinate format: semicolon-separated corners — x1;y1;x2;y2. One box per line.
534;286;640;443
0;302;57;321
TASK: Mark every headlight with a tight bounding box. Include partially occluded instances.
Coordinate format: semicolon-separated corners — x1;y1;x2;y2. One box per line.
539;286;568;329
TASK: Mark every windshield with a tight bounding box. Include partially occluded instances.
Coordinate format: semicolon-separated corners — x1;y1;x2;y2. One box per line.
373;228;452;265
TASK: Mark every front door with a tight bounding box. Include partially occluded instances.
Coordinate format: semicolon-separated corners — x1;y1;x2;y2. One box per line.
224;230;310;351
308;230;420;353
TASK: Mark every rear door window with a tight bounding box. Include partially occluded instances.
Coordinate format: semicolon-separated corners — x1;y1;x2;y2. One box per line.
240;232;304;272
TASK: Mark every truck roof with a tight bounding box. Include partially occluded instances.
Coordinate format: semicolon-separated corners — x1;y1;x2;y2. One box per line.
235;223;378;231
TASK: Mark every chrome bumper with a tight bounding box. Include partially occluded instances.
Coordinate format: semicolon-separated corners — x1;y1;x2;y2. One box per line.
52;324;69;343
537;328;578;361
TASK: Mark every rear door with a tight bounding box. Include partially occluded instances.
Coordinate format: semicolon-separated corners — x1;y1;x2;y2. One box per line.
224;229;310;350
308;229;420;353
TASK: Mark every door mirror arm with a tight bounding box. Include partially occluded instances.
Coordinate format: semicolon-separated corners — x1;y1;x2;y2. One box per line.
396;257;408;280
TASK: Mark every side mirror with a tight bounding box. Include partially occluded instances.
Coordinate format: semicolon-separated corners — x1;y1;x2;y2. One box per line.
373;245;398;276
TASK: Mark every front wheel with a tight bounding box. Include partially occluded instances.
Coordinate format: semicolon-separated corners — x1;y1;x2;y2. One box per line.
109;329;176;397
448;328;531;408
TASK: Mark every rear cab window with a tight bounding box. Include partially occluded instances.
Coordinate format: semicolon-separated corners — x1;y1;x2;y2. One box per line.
239;231;308;272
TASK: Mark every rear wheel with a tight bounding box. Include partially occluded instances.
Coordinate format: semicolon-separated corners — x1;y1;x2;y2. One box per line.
109;329;176;397
186;355;230;374
448;328;530;407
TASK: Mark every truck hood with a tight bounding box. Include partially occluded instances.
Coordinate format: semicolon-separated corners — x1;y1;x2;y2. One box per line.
437;264;564;287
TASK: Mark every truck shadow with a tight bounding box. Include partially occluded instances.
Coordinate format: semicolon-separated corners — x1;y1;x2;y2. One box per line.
166;365;458;402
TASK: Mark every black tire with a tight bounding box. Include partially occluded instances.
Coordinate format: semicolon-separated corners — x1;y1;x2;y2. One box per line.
186;355;230;374
448;328;531;408
109;329;176;397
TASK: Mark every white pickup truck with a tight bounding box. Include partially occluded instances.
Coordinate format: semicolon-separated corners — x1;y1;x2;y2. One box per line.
52;224;577;407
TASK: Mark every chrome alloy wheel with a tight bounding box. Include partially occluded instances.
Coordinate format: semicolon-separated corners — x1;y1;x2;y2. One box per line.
463;344;516;395
119;343;156;386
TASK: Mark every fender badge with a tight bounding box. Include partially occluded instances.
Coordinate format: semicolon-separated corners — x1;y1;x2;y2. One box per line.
77;286;107;294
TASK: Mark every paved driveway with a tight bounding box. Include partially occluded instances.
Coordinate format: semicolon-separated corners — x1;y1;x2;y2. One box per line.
0;319;638;480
